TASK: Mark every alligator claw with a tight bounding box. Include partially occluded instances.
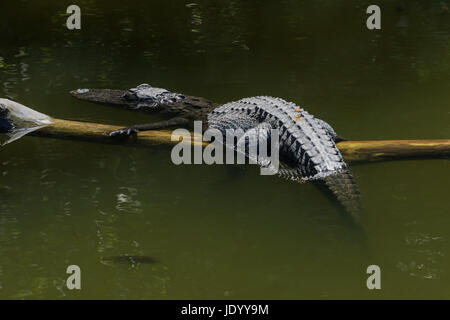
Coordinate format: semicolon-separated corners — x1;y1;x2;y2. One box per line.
108;127;138;137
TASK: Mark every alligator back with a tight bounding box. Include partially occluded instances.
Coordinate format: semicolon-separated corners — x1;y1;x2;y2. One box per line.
208;96;362;221
209;96;346;176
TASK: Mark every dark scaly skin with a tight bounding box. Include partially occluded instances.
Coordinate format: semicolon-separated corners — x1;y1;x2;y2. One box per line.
70;85;361;221
323;172;362;223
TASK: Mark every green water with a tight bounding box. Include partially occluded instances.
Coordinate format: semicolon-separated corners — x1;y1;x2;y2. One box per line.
0;0;449;299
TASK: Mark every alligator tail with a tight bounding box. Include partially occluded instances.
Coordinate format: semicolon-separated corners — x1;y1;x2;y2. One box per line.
322;170;362;223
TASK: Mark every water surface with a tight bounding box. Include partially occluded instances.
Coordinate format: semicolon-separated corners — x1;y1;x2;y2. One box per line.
0;0;449;299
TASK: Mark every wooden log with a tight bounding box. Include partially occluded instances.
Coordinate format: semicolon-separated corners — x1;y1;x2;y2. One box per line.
27;117;450;163
337;139;450;162
30;118;206;147
2;98;449;162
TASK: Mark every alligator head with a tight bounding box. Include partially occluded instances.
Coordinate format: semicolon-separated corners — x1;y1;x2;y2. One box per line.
70;84;185;111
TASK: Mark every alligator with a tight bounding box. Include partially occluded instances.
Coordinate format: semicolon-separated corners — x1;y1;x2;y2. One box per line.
71;84;362;222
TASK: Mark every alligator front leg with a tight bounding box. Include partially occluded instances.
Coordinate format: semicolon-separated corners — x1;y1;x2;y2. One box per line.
108;117;189;137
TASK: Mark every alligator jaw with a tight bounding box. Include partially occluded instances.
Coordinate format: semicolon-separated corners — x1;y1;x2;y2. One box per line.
70;88;129;106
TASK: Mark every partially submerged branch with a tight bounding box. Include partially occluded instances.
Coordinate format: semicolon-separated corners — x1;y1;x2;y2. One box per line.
31;118;206;147
337;139;450;162
2;99;449;162
32;118;450;162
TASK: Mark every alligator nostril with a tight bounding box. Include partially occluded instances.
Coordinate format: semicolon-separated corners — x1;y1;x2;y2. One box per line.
76;88;90;94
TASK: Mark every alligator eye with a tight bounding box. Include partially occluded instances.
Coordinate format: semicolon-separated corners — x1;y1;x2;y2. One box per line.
124;93;136;101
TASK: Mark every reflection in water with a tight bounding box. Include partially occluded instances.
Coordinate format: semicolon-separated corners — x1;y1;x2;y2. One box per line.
102;255;158;266
397;232;445;280
115;187;142;214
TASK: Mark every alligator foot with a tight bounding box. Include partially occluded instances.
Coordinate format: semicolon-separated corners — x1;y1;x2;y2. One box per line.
108;127;139;138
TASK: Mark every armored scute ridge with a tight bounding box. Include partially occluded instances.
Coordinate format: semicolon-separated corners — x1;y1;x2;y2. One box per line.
207;96;361;220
